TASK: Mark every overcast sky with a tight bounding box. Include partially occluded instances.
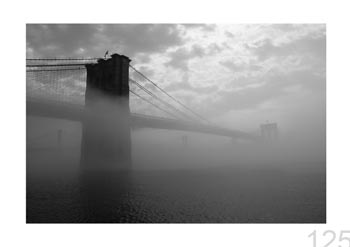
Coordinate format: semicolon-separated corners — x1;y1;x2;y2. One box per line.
26;24;326;135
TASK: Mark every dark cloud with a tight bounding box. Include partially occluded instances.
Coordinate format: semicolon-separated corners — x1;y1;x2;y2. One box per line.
27;24;99;57
27;24;185;58
102;24;184;57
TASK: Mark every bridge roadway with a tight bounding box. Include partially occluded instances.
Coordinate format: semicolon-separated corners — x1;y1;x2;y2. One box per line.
26;98;258;140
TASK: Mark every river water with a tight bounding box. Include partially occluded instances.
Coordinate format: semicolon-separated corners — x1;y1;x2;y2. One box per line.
27;121;326;223
27;165;325;223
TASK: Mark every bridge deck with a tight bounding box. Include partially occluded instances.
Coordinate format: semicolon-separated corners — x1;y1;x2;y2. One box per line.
26;98;258;140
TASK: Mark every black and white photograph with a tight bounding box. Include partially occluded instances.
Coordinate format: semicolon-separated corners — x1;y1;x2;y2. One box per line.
26;24;326;223
2;1;350;246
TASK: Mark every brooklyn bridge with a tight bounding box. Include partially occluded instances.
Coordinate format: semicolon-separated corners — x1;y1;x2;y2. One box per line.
27;53;261;170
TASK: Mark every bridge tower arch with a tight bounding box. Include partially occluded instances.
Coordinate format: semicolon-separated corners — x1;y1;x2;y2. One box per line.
80;54;132;171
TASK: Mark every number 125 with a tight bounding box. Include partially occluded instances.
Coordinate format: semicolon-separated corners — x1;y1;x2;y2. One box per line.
308;230;350;247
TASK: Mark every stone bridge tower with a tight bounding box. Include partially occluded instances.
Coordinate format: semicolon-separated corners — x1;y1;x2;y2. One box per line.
80;54;131;171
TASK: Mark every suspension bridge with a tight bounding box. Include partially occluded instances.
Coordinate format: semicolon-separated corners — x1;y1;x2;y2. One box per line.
27;53;259;170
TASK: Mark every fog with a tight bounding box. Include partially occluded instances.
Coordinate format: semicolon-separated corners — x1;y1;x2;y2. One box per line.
26;88;325;223
26;99;325;174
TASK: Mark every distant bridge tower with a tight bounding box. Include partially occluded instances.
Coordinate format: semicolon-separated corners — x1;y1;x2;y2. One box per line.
181;135;188;147
80;54;131;171
260;122;279;141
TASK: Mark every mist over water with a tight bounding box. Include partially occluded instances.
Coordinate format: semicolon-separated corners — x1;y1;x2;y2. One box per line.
26;99;326;223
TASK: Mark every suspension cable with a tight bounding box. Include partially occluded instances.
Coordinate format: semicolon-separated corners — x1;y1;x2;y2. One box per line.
26;58;210;123
129;89;178;119
129;64;210;124
130;79;196;121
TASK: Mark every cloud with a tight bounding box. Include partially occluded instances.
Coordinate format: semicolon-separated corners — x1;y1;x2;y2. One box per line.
165;44;206;70
180;24;216;32
248;34;326;63
225;31;235;38
27;24;185;58
220;59;262;73
102;24;185;57
27;24;99;57
211;68;325;114
26;24;326;130
165;78;218;94
207;43;225;55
